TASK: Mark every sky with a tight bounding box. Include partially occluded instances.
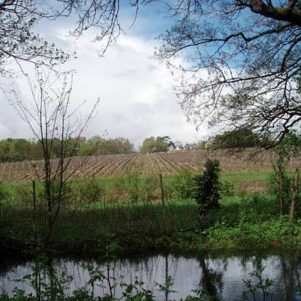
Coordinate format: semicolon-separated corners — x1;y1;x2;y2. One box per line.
0;3;208;149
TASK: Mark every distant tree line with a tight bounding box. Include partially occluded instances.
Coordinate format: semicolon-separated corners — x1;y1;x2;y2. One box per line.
197;128;274;150
140;137;169;154
0;128;279;163
0;136;134;162
139;130;266;154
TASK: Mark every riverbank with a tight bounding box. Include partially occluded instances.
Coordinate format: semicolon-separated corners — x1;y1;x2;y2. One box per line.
1;194;301;258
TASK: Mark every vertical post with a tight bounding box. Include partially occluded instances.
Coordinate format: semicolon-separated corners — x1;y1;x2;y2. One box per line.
159;173;165;207
32;180;37;245
0;181;2;219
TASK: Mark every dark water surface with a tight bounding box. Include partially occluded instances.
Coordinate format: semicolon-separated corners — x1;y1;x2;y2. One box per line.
1;253;301;300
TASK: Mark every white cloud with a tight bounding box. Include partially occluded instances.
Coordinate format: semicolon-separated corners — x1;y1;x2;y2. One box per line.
0;27;208;148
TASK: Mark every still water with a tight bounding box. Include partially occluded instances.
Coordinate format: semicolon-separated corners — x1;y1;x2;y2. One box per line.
0;253;301;300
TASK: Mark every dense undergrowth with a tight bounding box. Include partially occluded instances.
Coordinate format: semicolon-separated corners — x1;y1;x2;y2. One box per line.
0;166;300;257
1;193;301;257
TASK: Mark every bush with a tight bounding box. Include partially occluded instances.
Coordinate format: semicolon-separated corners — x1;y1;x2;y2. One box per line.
0;182;9;207
173;167;196;199
124;173;140;203
15;186;32;208
75;179;105;206
194;159;221;227
220;180;235;197
141;175;160;203
269;154;292;215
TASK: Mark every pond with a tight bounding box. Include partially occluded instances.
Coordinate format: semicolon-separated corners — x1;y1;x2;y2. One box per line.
0;253;301;300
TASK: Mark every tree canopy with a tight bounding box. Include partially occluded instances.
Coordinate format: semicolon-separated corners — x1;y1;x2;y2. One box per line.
0;0;130;76
140;136;169;154
1;1;301;144
0;136;135;162
79;136;134;156
156;1;301;144
210;128;268;149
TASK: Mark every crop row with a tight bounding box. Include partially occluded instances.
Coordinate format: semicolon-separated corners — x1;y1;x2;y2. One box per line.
0;149;301;183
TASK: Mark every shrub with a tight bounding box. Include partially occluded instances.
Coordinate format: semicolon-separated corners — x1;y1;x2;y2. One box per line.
194;159;221;227
76;179;105;206
173;167;196;199
141;175;159;203
124;173;140;203
269;154;292;215
15;186;32;208
0;182;9;207
220;180;235;197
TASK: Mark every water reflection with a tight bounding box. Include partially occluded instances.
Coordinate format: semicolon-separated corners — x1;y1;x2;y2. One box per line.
1;254;301;300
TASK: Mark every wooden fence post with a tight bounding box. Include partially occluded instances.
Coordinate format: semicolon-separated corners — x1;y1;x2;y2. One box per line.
159;173;165;211
32;180;37;245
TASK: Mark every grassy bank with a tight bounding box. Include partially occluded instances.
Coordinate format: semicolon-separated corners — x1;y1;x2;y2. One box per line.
1;167;300;257
2;192;301;257
0;170;270;207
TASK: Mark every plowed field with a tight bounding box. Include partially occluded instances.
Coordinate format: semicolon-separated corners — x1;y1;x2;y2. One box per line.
1;149;300;183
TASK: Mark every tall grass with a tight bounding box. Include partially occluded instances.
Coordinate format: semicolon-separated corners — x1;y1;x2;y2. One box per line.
2;169;300;256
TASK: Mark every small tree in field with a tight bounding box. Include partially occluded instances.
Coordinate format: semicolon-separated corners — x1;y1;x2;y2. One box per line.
194;159;221;228
9;66;99;247
270;131;301;220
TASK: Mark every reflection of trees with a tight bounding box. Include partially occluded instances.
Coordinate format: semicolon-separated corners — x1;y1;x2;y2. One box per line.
198;257;223;301
25;257;72;300
280;254;301;301
6;253;301;300
241;254;301;300
1;255;223;300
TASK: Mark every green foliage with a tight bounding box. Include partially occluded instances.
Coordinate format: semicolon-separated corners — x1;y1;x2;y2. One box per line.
269;130;301;215
277;130;301;156
74;179;105;205
219;180;235;197
3;188;301;256
140;137;168;154
155;275;176;296
0;182;9;204
196;140;208;150
194;160;221;226
121;280;154;301
0;263;183;301
108;175;141;203
0;137;135;163
79;136;134;156
243;266;275;301
0;139;42;162
140;176;160;203
173;167;196;199
269;154;292;214
210;128;266;149
124;173;140;203
14;186;32;208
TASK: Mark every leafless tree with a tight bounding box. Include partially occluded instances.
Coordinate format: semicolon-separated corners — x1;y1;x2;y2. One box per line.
8;66;99;246
0;0;70;76
0;0;133;75
156;1;301;144
2;0;301;144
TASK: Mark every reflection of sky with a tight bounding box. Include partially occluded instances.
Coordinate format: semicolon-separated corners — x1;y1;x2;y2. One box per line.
1;254;301;301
